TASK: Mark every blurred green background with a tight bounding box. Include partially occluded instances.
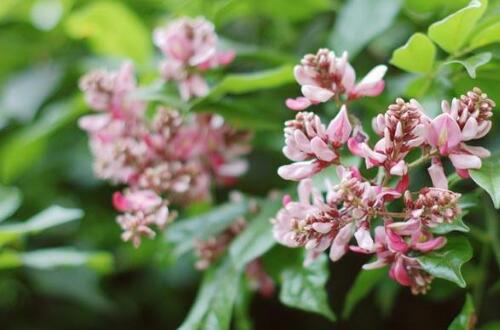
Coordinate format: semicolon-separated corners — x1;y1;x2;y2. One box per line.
0;0;499;329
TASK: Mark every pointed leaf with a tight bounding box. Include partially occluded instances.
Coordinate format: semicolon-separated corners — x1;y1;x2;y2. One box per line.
445;52;492;78
328;0;401;58
0;185;21;222
428;0;488;54
469;21;500;49
279;254;336;321
342;267;386;319
165;199;250;257
417;235;473;288
470;154;500;208
448;294;476;330
390;33;436;74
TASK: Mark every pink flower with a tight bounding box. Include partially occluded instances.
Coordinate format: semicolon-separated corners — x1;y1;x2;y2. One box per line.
153;16;235;100
286;49;386;110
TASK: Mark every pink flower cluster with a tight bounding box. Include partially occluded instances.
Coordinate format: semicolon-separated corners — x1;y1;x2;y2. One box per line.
79;18;250;247
153;16;235;100
273;49;495;294
286;49;386;110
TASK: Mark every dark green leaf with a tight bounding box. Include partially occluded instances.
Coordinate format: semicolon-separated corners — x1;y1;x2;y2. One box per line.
470;154;500;208
390;33;436;74
328;0;401;58
417;235;473;288
428;0;487;54
165;199;250;257
0;185;21;222
0;205;83;245
430;214;470;235
229;197;283;270
279;253;336;321
178;262;242;330
445;52;492;78
342;267;386;319
448;294;476;330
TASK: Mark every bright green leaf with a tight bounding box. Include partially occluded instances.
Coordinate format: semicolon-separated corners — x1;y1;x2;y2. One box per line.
470;154;500;208
0;185;21;222
229;197;283;270
417;235;473;288
428;0;488;54
279;253;336;321
329;0;401;58
165;199;250;257
0;249;22;269
390;33;436;74
448;294;476;330
445;52;492;78
469;21;500;49
21;248;112;273
65;1;151;62
342;267;386;319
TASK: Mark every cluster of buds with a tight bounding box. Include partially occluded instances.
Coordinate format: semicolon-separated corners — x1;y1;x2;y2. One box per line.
79;17;250;247
153;16;235;100
426;88;494;186
286;49;386;110
194;213;275;297
278;106;351;180
273;48;495;294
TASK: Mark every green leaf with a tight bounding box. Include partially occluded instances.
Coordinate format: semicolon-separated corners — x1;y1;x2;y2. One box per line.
191;65;295;106
479;322;500;330
279;253;336;321
0;98;86;183
165;199;250;257
342;267;386;319
469;21;500;49
0;205;83;245
417;235;473;288
448;294;476;330
0;64;63;123
445;52;492;78
430;214;470;235
178;262;242;330
390;33;436;74
65;1;151;62
21;248;113;273
0;185;21;222
470;154;500;208
428;0;488;54
328;0;401;58
229;197;283;270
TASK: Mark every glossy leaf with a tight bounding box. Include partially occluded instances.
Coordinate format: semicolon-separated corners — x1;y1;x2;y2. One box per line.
0;205;83;245
448;294;476;330
417;235;473;288
0;185;21;222
445;52;492;78
279;253;336;321
165;199;250;257
428;0;487;54
229;197;283;270
469;21;500;49
390;33;436;74
342;267;386;319
470;154;500;208
430;214;470;235
329;0;401;58
178;262;242;330
65;1;152;62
